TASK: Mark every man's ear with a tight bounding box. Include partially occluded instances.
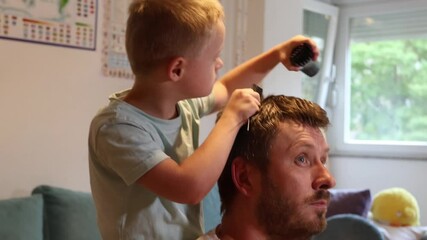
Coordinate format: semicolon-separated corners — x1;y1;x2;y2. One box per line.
231;157;257;197
168;57;186;82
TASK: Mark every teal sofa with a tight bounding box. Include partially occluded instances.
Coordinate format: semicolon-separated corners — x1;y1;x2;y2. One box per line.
0;185;101;240
0;184;221;240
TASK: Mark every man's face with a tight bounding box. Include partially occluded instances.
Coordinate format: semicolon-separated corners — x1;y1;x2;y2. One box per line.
255;121;336;239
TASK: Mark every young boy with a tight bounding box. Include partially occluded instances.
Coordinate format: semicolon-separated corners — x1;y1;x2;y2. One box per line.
88;0;319;239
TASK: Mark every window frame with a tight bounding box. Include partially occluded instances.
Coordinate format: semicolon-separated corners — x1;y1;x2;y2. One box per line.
303;0;339;108
328;0;427;159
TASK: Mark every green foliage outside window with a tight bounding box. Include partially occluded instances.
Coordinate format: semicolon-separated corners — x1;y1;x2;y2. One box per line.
350;39;427;141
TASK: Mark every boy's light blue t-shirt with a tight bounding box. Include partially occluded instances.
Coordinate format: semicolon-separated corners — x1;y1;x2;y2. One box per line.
89;90;215;240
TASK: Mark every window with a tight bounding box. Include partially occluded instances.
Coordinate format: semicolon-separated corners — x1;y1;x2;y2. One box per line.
329;0;427;159
302;0;338;108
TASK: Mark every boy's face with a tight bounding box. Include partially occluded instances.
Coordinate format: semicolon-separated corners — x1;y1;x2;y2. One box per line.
254;121;336;238
183;21;225;97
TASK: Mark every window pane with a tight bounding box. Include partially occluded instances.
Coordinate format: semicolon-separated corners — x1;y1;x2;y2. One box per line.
349;11;427;143
302;9;329;102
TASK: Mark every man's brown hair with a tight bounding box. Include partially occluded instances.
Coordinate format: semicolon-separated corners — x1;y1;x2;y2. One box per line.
217;95;330;214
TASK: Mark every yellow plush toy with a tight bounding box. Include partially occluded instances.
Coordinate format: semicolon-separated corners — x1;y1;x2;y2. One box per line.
371;187;420;227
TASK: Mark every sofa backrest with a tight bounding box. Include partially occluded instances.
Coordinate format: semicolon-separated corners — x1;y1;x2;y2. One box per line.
0;194;44;240
32;185;101;240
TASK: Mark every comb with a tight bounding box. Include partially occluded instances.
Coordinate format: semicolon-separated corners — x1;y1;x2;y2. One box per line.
247;84;263;131
252;84;263;100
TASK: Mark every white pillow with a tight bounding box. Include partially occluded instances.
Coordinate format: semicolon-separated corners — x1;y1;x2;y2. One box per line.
372;221;427;240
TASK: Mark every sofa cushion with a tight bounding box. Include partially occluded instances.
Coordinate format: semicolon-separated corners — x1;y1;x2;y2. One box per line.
327;188;372;218
32;185;101;240
0;194;44;240
313;213;384;240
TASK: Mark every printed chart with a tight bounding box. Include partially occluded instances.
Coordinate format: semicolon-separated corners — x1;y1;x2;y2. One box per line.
102;0;133;78
0;0;97;50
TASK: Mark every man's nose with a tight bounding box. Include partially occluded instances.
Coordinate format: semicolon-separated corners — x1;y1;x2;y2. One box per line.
312;163;336;190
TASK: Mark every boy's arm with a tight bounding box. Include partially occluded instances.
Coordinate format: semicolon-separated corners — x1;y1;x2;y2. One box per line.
212;35;318;111
137;88;260;204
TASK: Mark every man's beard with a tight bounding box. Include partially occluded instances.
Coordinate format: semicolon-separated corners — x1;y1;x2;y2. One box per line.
255;176;330;239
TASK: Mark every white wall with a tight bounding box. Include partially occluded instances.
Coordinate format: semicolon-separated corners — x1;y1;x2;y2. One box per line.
0;4;132;198
261;0;303;97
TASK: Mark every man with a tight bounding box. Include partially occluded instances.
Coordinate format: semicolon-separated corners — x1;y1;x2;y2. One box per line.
199;95;336;240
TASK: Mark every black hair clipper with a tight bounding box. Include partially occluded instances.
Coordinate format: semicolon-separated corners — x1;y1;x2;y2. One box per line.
290;43;320;77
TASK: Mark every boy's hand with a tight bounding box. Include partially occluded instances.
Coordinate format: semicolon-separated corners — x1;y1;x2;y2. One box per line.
218;88;261;127
277;35;319;71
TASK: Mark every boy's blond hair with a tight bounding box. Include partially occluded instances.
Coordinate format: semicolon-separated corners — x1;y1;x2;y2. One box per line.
126;0;224;76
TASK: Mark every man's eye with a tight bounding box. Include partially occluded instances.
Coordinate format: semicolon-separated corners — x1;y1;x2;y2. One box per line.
321;158;328;166
296;155;306;164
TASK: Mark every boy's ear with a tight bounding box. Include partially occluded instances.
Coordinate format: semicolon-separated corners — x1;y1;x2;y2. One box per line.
168;57;186;81
231;157;258;197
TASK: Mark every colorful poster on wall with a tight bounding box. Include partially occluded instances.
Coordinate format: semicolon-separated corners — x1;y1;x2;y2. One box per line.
0;0;97;51
102;0;133;79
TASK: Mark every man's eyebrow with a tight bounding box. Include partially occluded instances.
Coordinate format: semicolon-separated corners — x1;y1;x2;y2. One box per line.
290;141;330;153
